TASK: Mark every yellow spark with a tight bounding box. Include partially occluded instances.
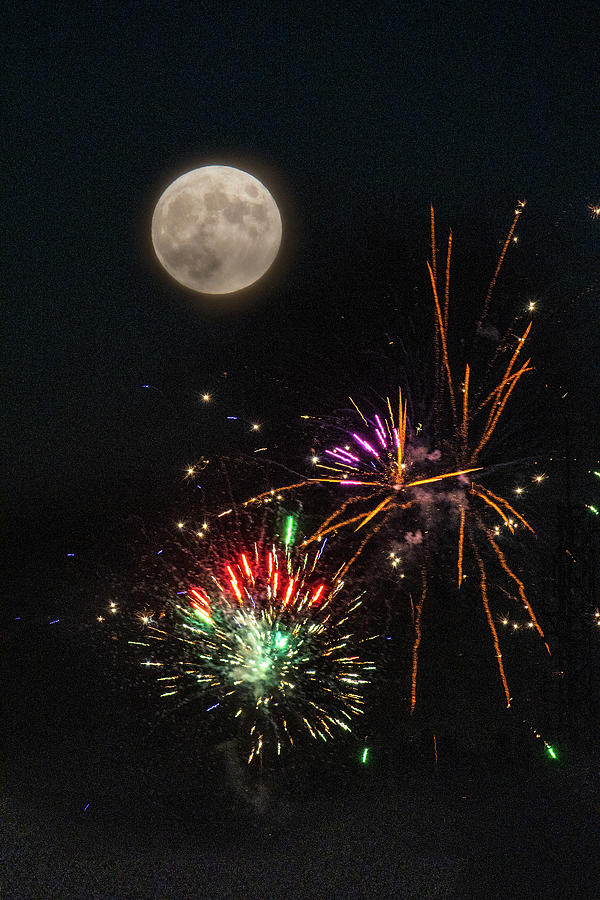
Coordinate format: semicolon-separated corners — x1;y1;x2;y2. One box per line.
348;396;368;424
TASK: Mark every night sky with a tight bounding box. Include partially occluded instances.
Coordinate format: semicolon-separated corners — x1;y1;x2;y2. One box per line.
5;3;599;552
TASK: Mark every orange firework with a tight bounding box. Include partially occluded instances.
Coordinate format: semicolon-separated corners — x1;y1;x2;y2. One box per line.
221;202;549;710
423;201;549;709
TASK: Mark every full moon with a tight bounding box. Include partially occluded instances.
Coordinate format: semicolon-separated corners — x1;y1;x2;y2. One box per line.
151;165;282;294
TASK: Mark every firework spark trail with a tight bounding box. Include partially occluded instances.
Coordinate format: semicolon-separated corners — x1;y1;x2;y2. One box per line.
443;229;453;331
354;495;394;532
474;484;535;534
430;204;438;288
470;533;512;707
471;485;515;532
410;568;427;714
306;494;366;537
476;201;525;334
130;541;377;762
483;525;549;652
427;261;457;421
461;363;470;454
471;335;532;462
335;518;387;581
474;359;533;418
457;506;465;589
431;205;442;416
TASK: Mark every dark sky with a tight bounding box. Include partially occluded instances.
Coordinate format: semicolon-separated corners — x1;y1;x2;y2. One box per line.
5;2;599;553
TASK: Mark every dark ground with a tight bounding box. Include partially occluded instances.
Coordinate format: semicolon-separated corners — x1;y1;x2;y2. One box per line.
3;739;600;899
3;604;600;900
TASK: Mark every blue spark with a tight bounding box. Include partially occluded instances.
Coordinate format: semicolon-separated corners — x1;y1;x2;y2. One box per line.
316;537;328;562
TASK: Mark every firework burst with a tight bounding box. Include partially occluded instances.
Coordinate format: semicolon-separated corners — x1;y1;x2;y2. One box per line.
129;540;377;763
300;391;481;578
223;202;550;712
222;394;480;579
